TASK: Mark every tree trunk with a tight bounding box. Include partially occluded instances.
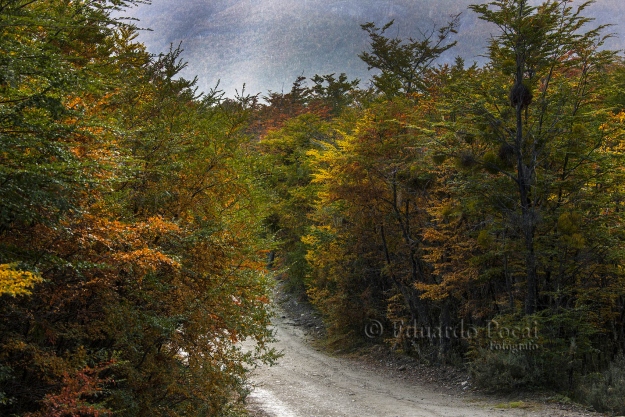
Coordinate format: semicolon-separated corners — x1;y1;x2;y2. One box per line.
379;225;429;325
439;301;451;363
515;83;538;315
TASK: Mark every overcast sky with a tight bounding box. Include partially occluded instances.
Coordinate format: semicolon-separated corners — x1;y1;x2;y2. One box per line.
118;0;625;97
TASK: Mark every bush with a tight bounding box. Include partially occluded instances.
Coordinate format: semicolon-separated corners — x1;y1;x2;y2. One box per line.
470;348;570;392
576;354;625;415
470;311;601;393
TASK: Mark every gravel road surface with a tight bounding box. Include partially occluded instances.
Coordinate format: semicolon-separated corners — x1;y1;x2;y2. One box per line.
246;313;598;417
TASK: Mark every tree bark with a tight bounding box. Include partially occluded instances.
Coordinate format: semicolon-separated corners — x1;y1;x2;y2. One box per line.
514;68;538;315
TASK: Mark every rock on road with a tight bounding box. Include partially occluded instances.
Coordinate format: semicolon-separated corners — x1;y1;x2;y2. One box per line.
245;314;590;417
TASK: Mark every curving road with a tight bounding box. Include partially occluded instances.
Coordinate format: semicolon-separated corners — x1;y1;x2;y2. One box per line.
245;314;586;417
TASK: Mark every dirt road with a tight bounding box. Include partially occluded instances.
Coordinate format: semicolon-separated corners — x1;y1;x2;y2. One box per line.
246;313;596;417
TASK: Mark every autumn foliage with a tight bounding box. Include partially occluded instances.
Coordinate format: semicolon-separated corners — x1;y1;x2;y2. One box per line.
259;0;625;409
0;1;275;416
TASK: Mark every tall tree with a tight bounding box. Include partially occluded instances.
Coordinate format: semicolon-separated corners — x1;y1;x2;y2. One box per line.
469;0;615;314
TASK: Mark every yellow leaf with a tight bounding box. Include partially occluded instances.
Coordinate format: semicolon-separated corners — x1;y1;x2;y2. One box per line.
0;263;42;297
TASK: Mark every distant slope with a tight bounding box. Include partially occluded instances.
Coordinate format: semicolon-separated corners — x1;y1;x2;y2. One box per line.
121;0;625;96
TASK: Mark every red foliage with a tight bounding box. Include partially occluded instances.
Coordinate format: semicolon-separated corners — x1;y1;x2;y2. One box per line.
26;361;115;417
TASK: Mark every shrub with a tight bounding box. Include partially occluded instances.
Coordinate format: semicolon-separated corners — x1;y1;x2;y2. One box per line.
470;348;570;393
470;310;600;393
576;354;625;415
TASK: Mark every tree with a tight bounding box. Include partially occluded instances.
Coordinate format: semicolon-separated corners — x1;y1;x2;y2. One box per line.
305;96;439;345
469;0;615;315
309;73;360;115
359;16;459;97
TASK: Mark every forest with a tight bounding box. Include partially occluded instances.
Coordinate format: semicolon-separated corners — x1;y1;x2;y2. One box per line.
1;0;625;416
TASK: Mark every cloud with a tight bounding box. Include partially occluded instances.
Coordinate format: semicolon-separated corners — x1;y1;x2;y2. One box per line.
120;0;624;96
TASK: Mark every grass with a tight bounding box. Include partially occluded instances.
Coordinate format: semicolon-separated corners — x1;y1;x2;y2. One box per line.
494;401;532;409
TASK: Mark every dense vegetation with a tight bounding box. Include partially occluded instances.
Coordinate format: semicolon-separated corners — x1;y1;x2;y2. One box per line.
0;1;276;416
263;0;625;413
2;0;625;416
